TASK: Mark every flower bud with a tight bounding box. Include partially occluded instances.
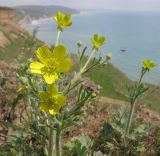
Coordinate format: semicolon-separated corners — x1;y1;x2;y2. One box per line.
106;53;112;61
77;41;83;47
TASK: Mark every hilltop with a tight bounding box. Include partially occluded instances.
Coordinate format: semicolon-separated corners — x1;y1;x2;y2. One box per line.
0;6;42;61
13;5;79;23
0;7;24;47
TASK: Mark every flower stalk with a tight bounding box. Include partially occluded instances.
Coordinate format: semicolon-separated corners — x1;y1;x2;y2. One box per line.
56;124;61;156
55;30;61;46
80;48;96;74
48;128;54;156
125;100;136;136
71;48;96;85
125;68;148;136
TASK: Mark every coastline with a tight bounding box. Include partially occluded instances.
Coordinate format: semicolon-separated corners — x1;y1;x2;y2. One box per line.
19;11;81;26
21;11;160;86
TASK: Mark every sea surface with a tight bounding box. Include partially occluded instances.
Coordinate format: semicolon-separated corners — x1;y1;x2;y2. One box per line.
24;11;160;85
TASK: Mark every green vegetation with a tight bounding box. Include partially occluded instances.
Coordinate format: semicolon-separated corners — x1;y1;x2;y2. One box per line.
0;42;160;113
86;63;160;113
86;63;130;100
0;36;42;62
0;32;43;62
0;11;160;156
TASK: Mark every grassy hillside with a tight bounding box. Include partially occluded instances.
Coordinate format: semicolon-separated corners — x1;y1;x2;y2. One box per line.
0;21;159;113
13;5;79;21
1;41;159;112
85;63;131;100
0;21;43;62
85;63;160;113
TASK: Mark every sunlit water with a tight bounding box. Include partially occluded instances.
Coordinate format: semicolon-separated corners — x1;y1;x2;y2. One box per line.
24;11;160;85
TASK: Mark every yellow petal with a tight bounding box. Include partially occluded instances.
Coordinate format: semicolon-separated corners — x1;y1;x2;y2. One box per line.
36;46;53;64
63;14;72;22
54;16;58;23
43;73;59;84
59;58;72;72
49;109;59;115
49;104;61;115
38;92;49;100
48;85;58;94
94;34;99;41
53;45;66;61
56;95;66;107
39;103;49;112
57;11;63;21
30;61;44;74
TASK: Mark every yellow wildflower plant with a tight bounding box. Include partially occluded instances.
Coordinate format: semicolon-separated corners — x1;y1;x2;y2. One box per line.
142;60;156;71
30;45;72;84
91;34;105;49
38;85;66;115
54;11;72;31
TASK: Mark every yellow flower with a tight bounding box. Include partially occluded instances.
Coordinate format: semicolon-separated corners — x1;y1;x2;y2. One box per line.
91;34;105;49
30;45;72;84
38;85;66;115
142;60;156;71
54;11;72;31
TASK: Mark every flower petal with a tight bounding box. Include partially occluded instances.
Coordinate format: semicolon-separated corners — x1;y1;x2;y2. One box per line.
49;107;59;115
39;102;49;112
57;11;63;21
99;36;105;44
53;45;66;61
48;85;58;94
43;73;59;84
56;95;66;107
59;58;72;72
30;61;44;74
36;46;53;64
63;14;72;22
38;92;49;100
64;22;72;27
94;34;98;41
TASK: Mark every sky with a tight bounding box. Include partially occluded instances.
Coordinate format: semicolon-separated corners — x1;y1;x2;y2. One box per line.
1;0;160;11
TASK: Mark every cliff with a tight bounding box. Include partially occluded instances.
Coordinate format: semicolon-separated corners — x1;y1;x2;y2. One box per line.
0;7;16;22
0;7;24;47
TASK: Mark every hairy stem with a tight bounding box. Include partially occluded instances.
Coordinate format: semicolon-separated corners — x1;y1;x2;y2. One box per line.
56;125;61;156
81;48;96;73
125;101;136;135
55;30;61;46
71;48;96;85
125;69;146;136
48;128;54;156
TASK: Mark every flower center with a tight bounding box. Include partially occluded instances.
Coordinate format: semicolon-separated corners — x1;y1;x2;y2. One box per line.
41;58;59;74
47;96;56;104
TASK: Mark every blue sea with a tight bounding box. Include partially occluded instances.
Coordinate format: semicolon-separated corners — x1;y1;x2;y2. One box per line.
24;11;160;85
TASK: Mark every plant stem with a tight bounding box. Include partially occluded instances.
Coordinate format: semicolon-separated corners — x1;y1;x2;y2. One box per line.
81;48;96;73
125;69;146;136
56;125;61;156
125;101;136;136
55;30;61;46
71;48;96;85
48;128;54;156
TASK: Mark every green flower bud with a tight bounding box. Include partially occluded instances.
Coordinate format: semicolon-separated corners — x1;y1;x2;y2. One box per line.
91;92;97;99
77;41;83;47
106;53;112;61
